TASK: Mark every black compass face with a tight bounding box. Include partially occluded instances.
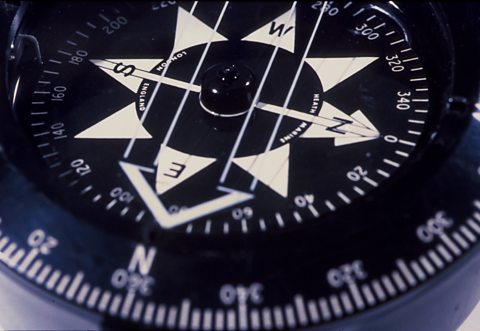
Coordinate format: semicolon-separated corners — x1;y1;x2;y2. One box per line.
11;2;434;236
4;2;480;331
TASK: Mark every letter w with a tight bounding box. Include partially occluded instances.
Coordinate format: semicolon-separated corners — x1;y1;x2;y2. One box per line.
269;21;294;37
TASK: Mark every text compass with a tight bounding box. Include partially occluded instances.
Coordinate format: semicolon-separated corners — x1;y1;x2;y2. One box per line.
0;2;479;330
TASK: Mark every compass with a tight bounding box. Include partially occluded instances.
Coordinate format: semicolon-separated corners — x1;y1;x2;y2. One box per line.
0;1;479;330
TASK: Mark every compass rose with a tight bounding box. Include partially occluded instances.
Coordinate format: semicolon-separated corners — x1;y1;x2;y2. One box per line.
74;3;380;227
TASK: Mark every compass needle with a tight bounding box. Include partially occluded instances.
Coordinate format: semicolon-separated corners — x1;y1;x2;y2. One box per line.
1;2;479;331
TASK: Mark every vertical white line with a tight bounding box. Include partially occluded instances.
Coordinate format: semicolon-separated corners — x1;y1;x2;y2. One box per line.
66;272;84;300
381;275;397;296
391;271;407;292
179;299;192;329
238;302;248;330
120;291;136;319
371;279;387;301
154;2;230;165
348;283;366;310
273;306;285;329
123;2;199;159
45;270;61;290
86;287;102;309
167;306;179;329
249;309;261;330
329;295;343;318
284;305;297;328
306;300;320;323
396;259;417;286
143;302;156;325
33;263;50;283
76;283;91;304
219;2;298;184
249;2;328;191
190;308;202;330
202;309;213;330
17;249;39;274
132;300;144;321
155;304;167;327
261;307;273;329
98;291;112;312
227;309;236;330
109;293;123;316
214;309;225;330
339;292;354;314
318;298;331;321
361;284;376;306
294;295;308;326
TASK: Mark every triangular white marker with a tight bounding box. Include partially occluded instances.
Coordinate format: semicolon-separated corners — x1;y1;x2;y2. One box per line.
173;7;228;53
241;8;296;53
350;109;378;131
473;112;480;122
75;103;152;139
90;59;161;93
305;57;378;92
234;145;290;197
156;145;216;194
333;135;378;146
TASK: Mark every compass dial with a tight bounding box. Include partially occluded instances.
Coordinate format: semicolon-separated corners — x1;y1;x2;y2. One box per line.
12;2;431;236
3;2;480;331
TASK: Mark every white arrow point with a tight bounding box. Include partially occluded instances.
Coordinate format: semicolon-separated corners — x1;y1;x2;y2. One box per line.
75;103;152;139
173;6;228;53
306;57;379;92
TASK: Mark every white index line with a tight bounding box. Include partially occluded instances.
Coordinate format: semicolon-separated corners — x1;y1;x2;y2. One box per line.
249;2;328;192
219;2;298;184
153;1;230;166
123;2;199;159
